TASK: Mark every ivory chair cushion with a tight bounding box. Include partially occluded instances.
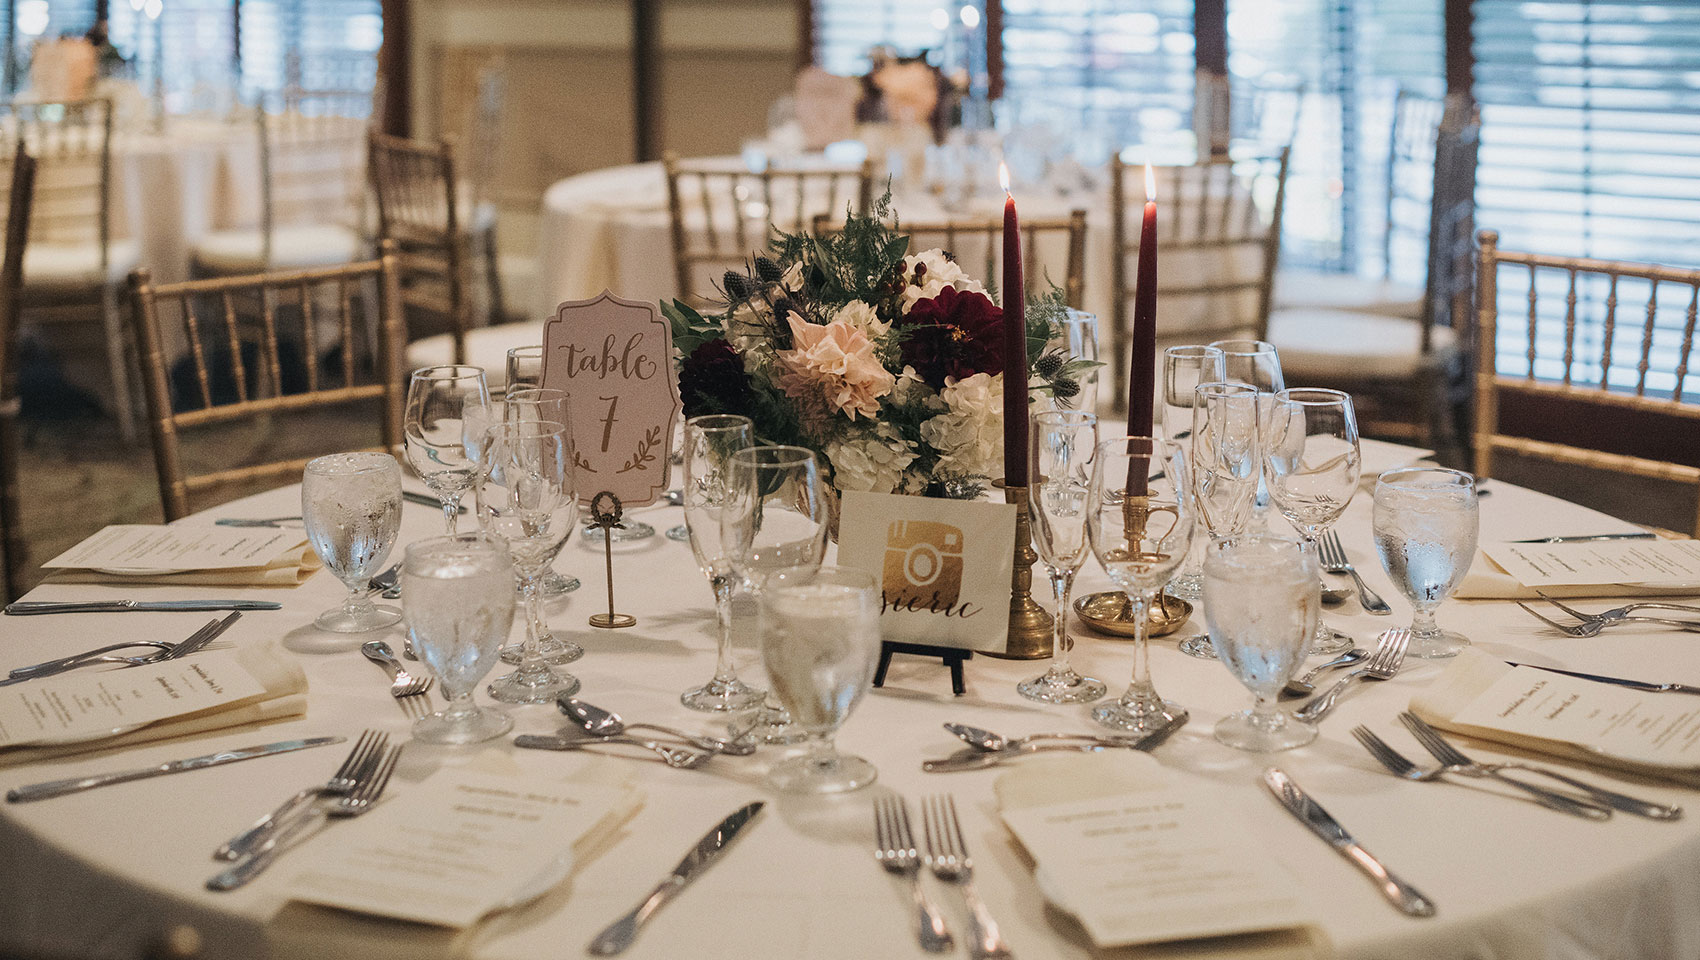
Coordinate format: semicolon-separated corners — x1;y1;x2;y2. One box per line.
1274;269;1424;320
191;223;363;275
1268;307;1457;380
405;319;543;389
21;239;140;294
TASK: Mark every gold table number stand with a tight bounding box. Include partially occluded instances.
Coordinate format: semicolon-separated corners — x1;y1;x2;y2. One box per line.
587;491;636;629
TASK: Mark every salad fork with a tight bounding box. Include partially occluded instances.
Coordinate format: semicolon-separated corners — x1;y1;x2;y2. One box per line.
1351;726;1610;820
1514;602;1700;637
921;795;1010;960
1317;530;1392;614
1535;592;1700;625
1294;628;1409;723
359;640;433;699
7;612;238;680
874;794;953;953
215;729;389;860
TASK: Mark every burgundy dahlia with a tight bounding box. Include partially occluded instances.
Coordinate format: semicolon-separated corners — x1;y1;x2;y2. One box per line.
897;286;1005;389
679;338;752;416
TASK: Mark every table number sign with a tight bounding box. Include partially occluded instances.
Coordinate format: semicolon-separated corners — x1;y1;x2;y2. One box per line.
540;291;681;507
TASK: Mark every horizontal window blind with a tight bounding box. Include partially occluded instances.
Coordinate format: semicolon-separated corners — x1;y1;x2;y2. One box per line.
815;1;954;76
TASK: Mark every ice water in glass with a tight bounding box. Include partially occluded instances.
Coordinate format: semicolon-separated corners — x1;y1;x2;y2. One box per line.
302;452;403;633
1203;535;1319;751
1373;467;1478;659
404;535;516;744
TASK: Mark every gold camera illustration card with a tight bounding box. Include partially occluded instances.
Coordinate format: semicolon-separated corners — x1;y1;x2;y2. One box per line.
837;491;1016;654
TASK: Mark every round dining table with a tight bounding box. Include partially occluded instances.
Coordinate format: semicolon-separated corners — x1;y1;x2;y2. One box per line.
2;449;1698;960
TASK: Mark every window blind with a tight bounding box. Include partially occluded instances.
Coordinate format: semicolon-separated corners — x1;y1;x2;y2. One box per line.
814;0;952;76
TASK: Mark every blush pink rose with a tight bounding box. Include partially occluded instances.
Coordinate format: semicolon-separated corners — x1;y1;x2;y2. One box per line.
775;316;895;421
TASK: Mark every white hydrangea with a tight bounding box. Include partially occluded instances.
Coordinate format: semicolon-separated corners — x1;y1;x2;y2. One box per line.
901;249;987;310
723;300;775;374
890;364;937;409
919;372;1004;479
781;261;806;292
833;299;889;338
826;422;918;495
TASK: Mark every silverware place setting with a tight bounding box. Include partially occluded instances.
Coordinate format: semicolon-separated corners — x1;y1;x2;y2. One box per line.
922;713;1188;772
216;730;390;860
1280;647;1369;699
1293;628;1410;724
1263;767;1436;917
557;696;758;755
3;611;241;683
1350;724;1611;820
920;794;1011;960
1515;600;1700;637
873;793;953;953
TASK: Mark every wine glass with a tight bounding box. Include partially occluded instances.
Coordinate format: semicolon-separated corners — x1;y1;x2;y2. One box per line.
1159;344;1227;600
1059;308;1100;417
403;535;517;744
1210;339;1284;527
1203;534;1319;752
476;419;582;703
1019;410;1106;703
1263;387;1361;656
723;445;829;743
1373;467;1478;659
491;386;584;664
404;365;491;536
1086;435;1195;734
680;414;765;712
1177;381;1264;660
301;452;403;633
758;565;881;793
505;344;544;392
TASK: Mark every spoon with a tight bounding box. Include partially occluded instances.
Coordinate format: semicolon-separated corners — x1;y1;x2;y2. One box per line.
944;722;1150;753
1320;584;1352;606
514;733;710;769
1279;647;1369;700
558;697;758;755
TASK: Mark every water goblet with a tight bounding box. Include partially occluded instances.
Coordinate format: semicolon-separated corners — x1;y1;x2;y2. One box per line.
500;387;584;632
759;565;882;793
680;414;765;712
1263;387;1361;656
1203;535;1320;752
302;452;403;633
403;535;516;745
1018;410;1106;703
404;364;491;536
1373;467;1478;659
477;419;583;703
505;344;544;392
1086;435;1195;734
1177;381;1264;660
1159;344;1227;600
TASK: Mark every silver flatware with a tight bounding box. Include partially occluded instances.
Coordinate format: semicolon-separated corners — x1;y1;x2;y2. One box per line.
924;711;1188;772
1351;725;1611;820
587;801;765;956
215;729;388;860
7;612;239;681
1318;530;1392;615
921;794;1010;960
1503;661;1700;696
874;794;953;953
513;733;711;769
1514;601;1700;637
1262;767;1436;917
1535;591;1700;623
405;491;466;513
558;697;757;755
945;721;1145;753
1281;647;1368;699
4;599;281;615
1508;532;1658;543
6;736;344;802
1294;628;1409;724
360;640;433;699
214;516;301;528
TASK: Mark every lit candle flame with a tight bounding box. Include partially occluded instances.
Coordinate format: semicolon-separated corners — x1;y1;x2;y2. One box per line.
999;161;1011;197
1144;163;1156;202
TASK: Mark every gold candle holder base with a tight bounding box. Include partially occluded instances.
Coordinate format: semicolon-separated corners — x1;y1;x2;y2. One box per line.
984;482;1054;661
1072;592;1193;639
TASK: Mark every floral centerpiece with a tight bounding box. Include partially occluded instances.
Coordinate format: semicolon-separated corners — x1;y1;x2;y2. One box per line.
664;195;1095;500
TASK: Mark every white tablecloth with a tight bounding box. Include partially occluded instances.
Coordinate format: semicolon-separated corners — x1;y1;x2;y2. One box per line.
4;458;1700;959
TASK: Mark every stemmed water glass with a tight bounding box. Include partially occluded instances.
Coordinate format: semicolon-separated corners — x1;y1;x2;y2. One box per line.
1019;410;1106;703
1059;308;1101;417
404;365;491;536
302;452;403;633
1086;435;1195;734
505;345;544;392
1159;344;1227;600
1211;339;1284;527
403;535;517;744
1203;534;1320;752
1373;467;1478;659
1263;387;1361;656
476;419;582;703
497;387;584;663
758;565;882;793
680;414;765;712
722;445;830;743
1178;381;1264;660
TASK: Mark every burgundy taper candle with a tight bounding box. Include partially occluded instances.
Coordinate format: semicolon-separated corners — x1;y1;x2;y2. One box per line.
1127;163;1158;495
1001;162;1029;486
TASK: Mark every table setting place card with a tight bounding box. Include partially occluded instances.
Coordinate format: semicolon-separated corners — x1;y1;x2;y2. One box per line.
41;525;321;587
280;769;642;928
1459;539;1700;600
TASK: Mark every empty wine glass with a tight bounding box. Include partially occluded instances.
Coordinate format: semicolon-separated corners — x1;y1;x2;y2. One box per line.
505;345;544;392
1086;435;1195;734
1059;308;1100;417
404;365;491;535
1203;535;1319;752
1263;387;1360;656
1210;339;1284;528
680;414;765;712
403;535;516;744
476;419;582;703
1178;381;1264;660
302;452;403;633
496;386;584;663
1019;410;1106;703
1159;344;1227;600
759;565;882;793
1373;467;1478;659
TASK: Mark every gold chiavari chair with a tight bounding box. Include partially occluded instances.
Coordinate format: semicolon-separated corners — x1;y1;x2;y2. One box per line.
127;243;406;522
1;144;37;601
664;152;874;306
1474;230;1700;537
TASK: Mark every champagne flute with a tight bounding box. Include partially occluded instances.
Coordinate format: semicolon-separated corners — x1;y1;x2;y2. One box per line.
680;414;765;712
1263;387;1361;656
1159;344;1227;600
404;535;517;744
1019;410;1106;703
404;364;490;536
477;419;582;703
302;452;403;633
502;386;584;616
1373;467;1478;659
1086;435;1195;734
759;565;882;793
1203;535;1319;751
1177;381;1263;660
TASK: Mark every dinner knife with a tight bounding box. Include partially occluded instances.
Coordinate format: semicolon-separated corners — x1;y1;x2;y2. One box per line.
1504;662;1700;696
4;600;283;615
1507;532;1659;544
587;801;765;956
1263;767;1436;918
922;711;1188;772
5;737;345;802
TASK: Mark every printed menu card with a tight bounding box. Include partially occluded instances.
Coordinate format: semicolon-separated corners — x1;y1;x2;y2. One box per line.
1481;539;1700;589
42;525;320;586
0;651;268;748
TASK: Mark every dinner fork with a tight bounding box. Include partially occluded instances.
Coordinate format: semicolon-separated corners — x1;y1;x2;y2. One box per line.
921;795;1010;960
1294;628;1410;723
1318;530;1392;614
359;640;433;699
1399;712;1679;821
1351;725;1610;820
207;742;402;890
7;612;238;680
215;729;389;860
874;794;953;953
1534;592;1700;626
1514;602;1700;637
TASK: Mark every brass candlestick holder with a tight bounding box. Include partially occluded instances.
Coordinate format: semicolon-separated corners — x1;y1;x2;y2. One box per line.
985;482;1054;660
1072;489;1192;639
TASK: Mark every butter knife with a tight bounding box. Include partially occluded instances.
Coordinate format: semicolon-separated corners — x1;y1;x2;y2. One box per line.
1263;767;1436;917
5;737;345;802
922;711;1188;772
1507;532;1658;543
5;600;282;615
588;801;765;955
1504;662;1700;696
